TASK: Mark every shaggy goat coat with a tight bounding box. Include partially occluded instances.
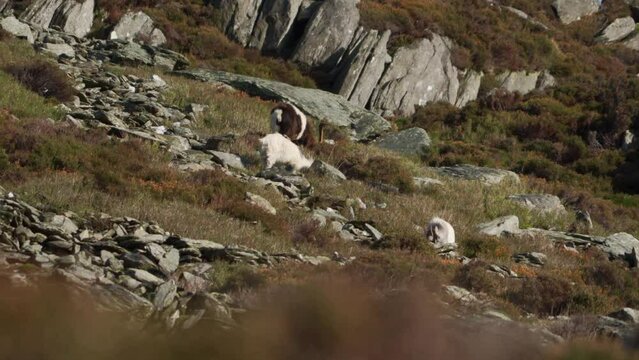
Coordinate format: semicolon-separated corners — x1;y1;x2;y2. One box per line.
270;102;316;147
425;217;456;246
259;133;314;171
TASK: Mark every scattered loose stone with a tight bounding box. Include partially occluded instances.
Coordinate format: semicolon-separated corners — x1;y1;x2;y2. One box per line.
444;285;479;304
153;280;177;310
246;192;277;215
513;252;547;267
608;308;639;324
127;268;164;286
433;164;520;185
309;160;347;181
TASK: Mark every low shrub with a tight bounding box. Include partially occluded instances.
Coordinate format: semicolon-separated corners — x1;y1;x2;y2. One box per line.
0;28;9;41
340;156;415;193
508;275;574;316
613;154;639;194
507;275;606;316
292;220;336;248
460;236;507;259
582;261;639;307
515;157;570;182
3;60;75;102
452;261;502;294
207;262;267;293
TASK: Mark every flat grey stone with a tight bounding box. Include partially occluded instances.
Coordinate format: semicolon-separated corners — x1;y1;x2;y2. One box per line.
433;164;520;185
478;216;520;237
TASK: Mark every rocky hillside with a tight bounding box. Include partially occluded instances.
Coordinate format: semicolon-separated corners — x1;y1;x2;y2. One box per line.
0;0;638;358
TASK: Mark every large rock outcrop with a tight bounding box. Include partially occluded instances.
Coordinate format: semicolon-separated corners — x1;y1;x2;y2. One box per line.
373;127;431;156
334;27;391;107
368;35;465;115
174;69;391;140
21;0;94;38
111;11;166;47
552;0;599;24
247;0;304;53
291;0;360;69
211;0;562;116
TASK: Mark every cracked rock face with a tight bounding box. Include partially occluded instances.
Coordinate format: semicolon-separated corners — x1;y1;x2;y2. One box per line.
248;0;304;53
291;0;360;69
334;28;391;108
369;35;462;115
21;0;94;38
214;0;264;47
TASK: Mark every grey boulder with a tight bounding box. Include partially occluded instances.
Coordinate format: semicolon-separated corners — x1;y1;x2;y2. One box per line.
495;70;540;95
601;232;639;260
513;252;547;267
622;32;639;50
373;127;431;156
0;16;34;43
246;192;277;215
552;0;599;24
310;160;347;181
507;194;566;213
608;308;639;324
40;42;75;58
111;11;166;46
596;17;635;43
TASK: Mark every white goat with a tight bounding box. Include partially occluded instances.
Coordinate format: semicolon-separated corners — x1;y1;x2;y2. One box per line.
425;217;456;246
259;133;314;171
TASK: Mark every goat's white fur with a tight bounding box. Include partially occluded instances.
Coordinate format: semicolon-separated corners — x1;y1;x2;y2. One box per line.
259;133;314;171
270;109;283;133
425;217;456;246
292;104;307;140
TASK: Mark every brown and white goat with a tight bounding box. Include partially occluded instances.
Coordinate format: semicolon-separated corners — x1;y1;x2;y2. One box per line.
270;102;317;147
